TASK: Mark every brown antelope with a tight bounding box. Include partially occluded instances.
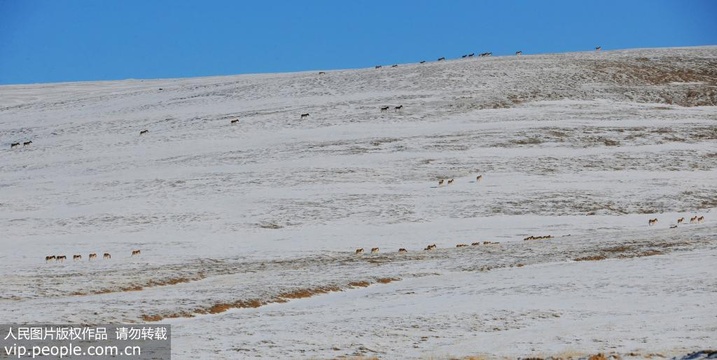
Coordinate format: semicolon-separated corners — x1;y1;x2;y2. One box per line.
131;250;141;256
56;255;67;262
424;244;437;251
468;53;475;57
438;179;444;186
375;65;382;69
140;130;149;135
471;242;480;246
419;61;426;64
23;141;32;146
398;248;408;253
595;46;602;51
456;244;468;248
73;254;82;261
45;255;56;262
516;51;522;56
355;248;364;254
10;142;20;148
648;218;658;226
89;253;97;260
300;113;310;119
380;106;390;111
437;57;445;61
690;216;698;224
479;52;492;57
391;64;398;68
447;179;454;185
103;253;111;259
698;216;705;223
370;247;379;254
476;175;483;181
483;241;499;245
677;217;685;224
230;119;239;124
395;105;403;110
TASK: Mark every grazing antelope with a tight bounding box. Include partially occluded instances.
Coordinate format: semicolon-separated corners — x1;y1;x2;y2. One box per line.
318;71;326;75
677;217;685;224
424;244;437;251
370;247;380;254
516;51;523;56
380;106;390;111
103;253;111;259
468;53;475;57
648;218;658;226
438;179;445;186
394;105;403;110
462;55;467;58
456;244;468;248
139;130;149;135
471;242;480;246
56;255;67;262
595;46;602;52
419;61;426;64
89;253;97;260
131;250;141;256
479;52;492;57
398;248;408;253
447;179;454;185
10;142;20;148
230;119;239;124
670;225;678;229
300;113;310;119
355;248;364;254
375;65;382;69
476;175;483;181
73;254;82;261
690;216;698;224
23;141;32;146
437;57;445;61
391;64;398;68
45;255;56;262
698;216;705;223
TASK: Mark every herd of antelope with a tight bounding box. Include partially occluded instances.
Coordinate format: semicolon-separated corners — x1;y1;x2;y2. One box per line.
438;174;482;187
45;250;141;263
659;215;705;227
355;240;501;255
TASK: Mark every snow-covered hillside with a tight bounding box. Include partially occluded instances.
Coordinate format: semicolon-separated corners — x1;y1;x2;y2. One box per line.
1;46;716;359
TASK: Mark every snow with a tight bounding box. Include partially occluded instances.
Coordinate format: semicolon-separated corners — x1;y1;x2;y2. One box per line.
1;46;716;359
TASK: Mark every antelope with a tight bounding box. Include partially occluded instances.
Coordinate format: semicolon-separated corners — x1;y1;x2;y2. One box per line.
355;248;364;254
670;225;678;229
398;248;408;253
139;130;149;135
131;250;141;256
45;255;56;262
23;141;32;146
370;247;380;254
395;105;403;110
230;119;239;124
516;51;522;56
73;255;82;261
462;55;467;58
648;218;658;226
456;244;468;248
300;113;310;119
471;242;480;246
89;253;97;260
424;244;437;251
318;71;326;75
698;216;705;223
10;142;20;148
438;179;444;186
380;106;390;111
677;217;685;224
595;46;602;51
419;61;426;64
437;57;445;61
103;253;111;259
56;255;67;262
447;179;454;185
690;216;698;224
468;53;475;57
375;65;382;69
476;175;483;181
391;64;398;68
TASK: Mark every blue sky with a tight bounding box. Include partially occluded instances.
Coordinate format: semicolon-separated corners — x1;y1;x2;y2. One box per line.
1;0;715;85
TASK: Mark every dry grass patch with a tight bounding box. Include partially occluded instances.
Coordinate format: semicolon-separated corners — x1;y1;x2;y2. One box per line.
574;255;608;262
278;286;342;300
348;281;371;288
376;277;400;284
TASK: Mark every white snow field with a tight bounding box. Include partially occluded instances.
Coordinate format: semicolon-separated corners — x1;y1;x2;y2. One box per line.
1;46;716;359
